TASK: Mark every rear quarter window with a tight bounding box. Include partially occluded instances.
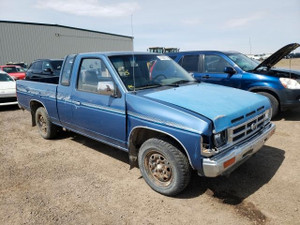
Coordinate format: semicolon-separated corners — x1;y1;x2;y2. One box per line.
61;55;76;86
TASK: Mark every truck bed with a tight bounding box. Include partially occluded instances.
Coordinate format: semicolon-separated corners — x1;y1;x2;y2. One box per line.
17;79;60;125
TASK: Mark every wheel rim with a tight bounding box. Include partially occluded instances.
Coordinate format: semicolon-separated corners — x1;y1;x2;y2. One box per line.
144;150;173;186
37;113;47;135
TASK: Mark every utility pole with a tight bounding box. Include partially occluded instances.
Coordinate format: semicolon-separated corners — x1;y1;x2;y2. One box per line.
249;37;252;54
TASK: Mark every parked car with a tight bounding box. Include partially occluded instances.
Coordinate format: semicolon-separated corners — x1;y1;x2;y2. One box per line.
6;62;28;71
0;71;17;106
0;65;26;80
167;43;300;118
25;59;63;83
17;52;275;196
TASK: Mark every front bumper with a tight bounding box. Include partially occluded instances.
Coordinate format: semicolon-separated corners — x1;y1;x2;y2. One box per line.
0;92;17;106
278;89;300;110
202;122;276;177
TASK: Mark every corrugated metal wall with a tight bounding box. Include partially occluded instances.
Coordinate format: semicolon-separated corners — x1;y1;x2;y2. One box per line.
0;21;133;65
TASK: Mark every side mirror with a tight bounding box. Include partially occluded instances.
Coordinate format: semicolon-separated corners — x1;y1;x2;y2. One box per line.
224;67;236;75
97;81;119;97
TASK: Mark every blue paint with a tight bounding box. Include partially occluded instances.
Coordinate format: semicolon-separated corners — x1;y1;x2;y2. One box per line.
144;83;270;132
167;44;300;112
16;52;274;173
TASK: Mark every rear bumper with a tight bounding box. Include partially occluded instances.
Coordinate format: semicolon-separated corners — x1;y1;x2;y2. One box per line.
201;122;276;177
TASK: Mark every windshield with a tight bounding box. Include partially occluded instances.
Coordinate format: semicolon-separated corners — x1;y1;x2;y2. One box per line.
51;60;63;70
0;73;14;81
109;54;195;91
2;66;24;73
226;53;259;72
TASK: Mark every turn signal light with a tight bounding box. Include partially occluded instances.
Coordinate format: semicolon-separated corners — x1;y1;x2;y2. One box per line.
224;157;236;169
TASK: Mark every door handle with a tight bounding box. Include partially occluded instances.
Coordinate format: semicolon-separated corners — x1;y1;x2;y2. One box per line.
202;75;210;79
73;100;81;105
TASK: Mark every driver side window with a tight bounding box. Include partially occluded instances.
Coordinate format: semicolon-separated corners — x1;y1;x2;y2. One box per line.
204;55;230;73
77;58;113;94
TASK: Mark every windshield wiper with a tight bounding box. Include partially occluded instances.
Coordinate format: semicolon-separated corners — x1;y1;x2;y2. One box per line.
171;79;199;85
135;84;163;90
137;83;180;90
135;80;197;90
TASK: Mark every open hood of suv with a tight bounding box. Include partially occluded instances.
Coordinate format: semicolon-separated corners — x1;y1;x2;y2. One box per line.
253;43;300;71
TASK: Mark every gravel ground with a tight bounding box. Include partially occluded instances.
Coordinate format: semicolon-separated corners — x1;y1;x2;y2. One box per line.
0;105;299;225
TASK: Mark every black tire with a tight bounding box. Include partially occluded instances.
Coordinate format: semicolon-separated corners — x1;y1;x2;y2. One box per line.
35;107;57;139
138;138;191;196
257;92;279;118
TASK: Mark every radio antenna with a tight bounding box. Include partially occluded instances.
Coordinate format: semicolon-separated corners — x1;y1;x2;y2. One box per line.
131;14;136;93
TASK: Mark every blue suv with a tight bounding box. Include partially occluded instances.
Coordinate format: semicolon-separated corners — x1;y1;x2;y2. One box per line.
167;43;300;118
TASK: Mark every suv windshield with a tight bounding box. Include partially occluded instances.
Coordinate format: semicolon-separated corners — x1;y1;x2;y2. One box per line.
226;53;259;72
51;60;63;70
109;54;195;91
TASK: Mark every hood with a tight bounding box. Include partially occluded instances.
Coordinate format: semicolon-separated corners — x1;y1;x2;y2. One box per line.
254;43;300;71
0;81;16;90
143;83;270;133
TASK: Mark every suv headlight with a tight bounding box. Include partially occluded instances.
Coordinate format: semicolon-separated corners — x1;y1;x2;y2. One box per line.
279;78;300;89
213;130;227;148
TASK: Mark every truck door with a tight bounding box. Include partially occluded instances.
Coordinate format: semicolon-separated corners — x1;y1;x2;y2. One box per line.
70;57;127;149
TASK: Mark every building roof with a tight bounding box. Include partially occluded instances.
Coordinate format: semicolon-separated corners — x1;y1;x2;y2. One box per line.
0;20;133;39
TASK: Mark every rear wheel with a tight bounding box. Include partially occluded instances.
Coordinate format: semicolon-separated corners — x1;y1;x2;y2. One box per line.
257;92;279;118
35;107;57;139
138;138;191;196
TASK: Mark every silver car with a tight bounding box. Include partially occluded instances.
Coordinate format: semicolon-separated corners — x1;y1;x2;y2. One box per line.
0;71;17;106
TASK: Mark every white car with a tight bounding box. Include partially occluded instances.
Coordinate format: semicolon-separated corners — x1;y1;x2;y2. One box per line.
0;71;18;106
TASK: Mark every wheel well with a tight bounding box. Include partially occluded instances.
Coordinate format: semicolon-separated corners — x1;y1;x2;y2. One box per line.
250;89;280;107
128;128;189;168
30;101;44;126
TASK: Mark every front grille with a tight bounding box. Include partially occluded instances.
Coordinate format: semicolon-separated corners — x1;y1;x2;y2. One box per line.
228;111;268;145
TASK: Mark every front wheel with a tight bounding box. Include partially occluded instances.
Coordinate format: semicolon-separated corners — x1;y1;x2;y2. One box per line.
257;92;279;118
35;107;57;139
138;138;191;196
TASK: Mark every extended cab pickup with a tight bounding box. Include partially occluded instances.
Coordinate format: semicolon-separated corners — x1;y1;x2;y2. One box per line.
17;52;276;196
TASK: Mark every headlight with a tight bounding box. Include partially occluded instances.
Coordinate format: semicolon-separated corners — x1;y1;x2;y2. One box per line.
279;78;300;89
265;108;272;121
213;130;227;148
201;135;215;157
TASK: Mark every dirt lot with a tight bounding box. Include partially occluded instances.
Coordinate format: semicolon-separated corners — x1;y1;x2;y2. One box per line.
0;104;299;225
275;58;300;70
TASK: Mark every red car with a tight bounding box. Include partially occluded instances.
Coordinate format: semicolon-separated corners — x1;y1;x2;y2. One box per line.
0;65;26;80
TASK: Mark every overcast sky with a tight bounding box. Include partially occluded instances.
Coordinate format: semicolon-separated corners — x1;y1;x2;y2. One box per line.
1;0;299;54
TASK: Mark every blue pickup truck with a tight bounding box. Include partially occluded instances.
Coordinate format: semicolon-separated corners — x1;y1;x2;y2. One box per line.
167;43;300;118
17;52;275;195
